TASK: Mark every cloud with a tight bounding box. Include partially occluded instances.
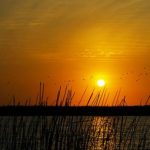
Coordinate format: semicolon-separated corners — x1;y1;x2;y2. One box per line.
0;0;150;62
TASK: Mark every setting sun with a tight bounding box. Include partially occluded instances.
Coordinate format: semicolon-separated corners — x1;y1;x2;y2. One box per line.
97;79;106;87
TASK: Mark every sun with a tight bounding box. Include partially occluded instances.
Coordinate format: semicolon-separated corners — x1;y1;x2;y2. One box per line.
97;79;105;87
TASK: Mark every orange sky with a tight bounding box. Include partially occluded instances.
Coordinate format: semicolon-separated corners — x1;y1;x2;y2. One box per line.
0;0;150;105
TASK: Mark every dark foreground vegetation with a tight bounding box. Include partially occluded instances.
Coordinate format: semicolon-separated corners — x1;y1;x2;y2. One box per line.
0;83;149;149
0;116;150;150
1;82;150;116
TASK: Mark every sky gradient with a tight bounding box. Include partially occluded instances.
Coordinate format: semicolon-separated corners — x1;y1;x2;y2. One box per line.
0;0;150;105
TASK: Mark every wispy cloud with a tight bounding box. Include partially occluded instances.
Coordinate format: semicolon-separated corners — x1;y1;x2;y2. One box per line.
0;0;150;62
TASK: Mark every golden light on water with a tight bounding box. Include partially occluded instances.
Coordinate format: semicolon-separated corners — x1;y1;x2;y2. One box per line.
97;79;105;87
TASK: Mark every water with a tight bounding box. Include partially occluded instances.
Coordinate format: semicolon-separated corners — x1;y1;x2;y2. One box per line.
0;116;149;150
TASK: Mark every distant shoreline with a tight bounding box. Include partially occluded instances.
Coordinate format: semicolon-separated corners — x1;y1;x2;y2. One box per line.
0;106;150;116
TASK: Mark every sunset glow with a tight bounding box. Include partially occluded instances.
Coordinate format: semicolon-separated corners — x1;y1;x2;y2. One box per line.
0;0;150;105
97;80;106;87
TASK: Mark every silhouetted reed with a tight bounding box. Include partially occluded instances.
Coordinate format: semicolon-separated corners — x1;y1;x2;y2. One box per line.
0;83;150;150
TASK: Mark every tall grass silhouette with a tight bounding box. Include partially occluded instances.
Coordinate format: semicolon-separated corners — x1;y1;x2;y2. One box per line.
0;83;150;150
0;116;149;149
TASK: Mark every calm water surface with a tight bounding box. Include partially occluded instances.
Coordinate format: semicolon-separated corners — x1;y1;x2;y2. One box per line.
0;116;149;150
